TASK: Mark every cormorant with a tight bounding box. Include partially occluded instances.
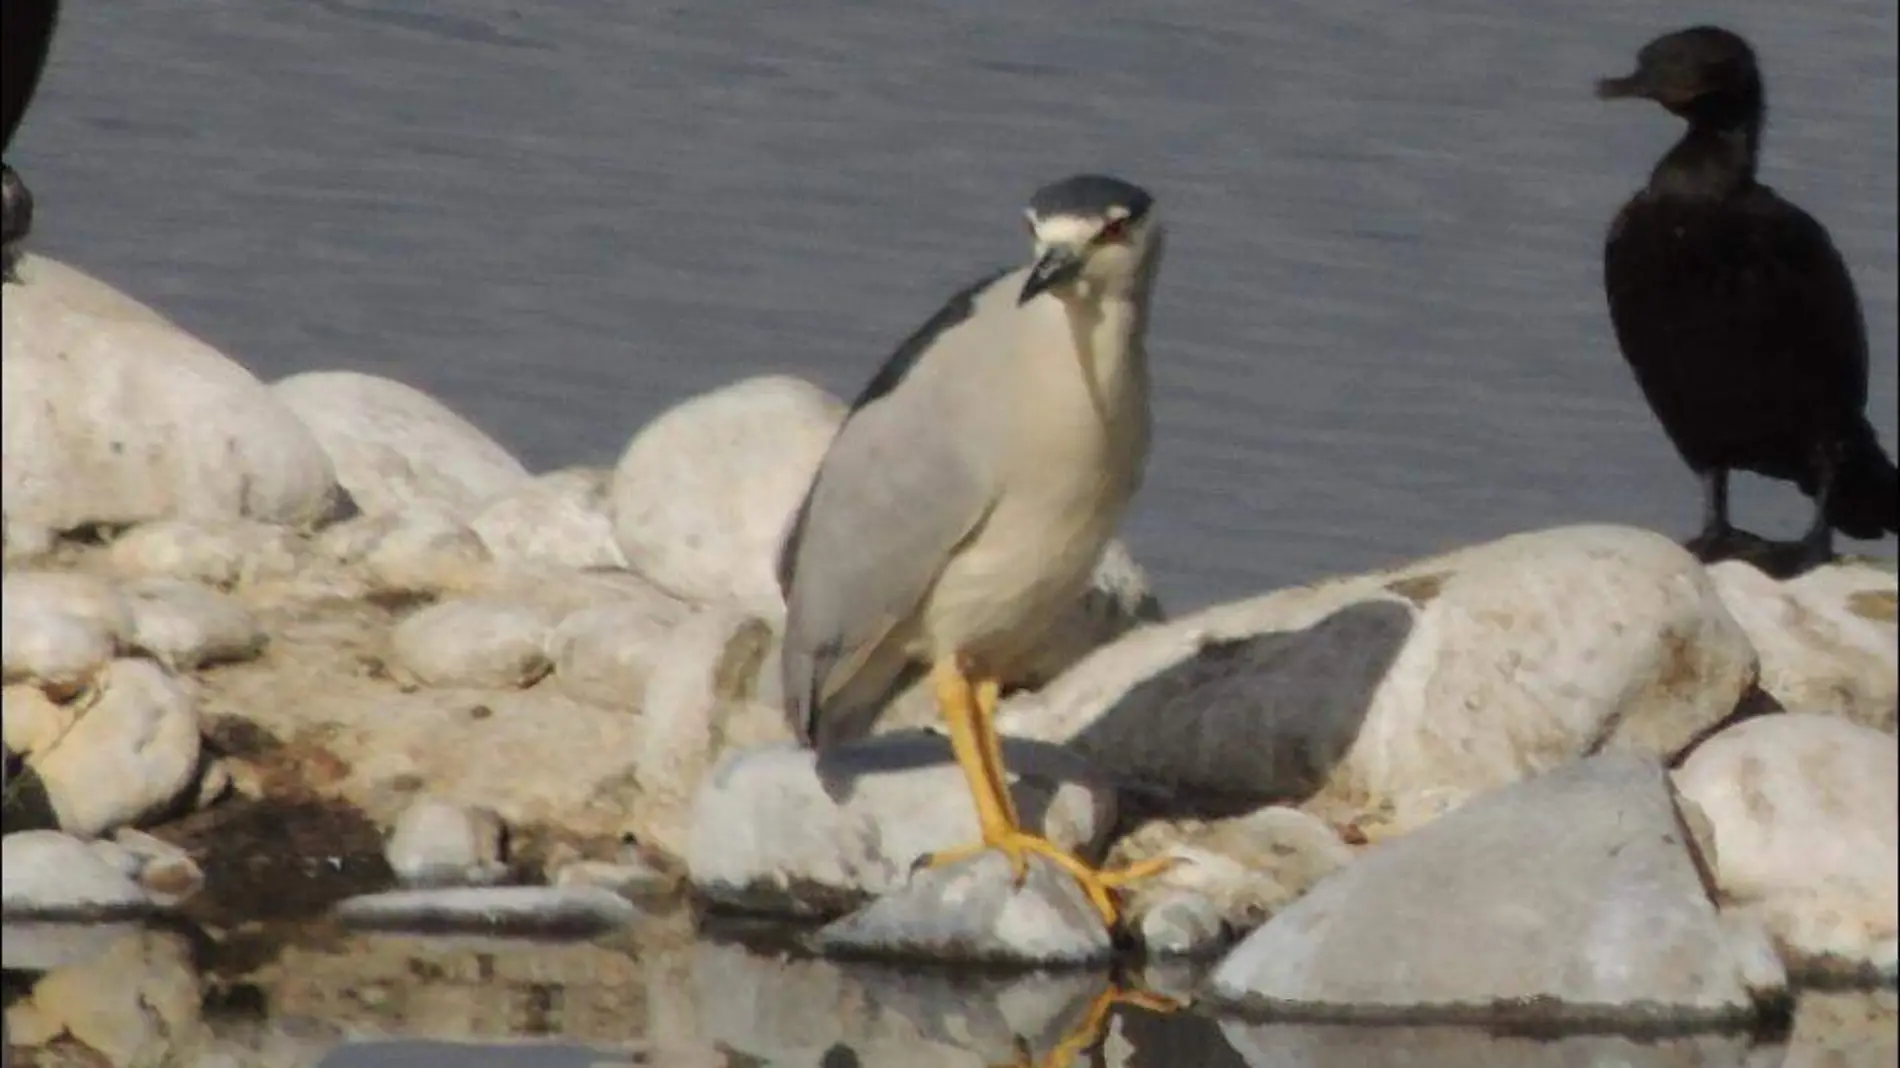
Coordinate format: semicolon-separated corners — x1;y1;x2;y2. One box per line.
1597;25;1897;575
3;0;61;282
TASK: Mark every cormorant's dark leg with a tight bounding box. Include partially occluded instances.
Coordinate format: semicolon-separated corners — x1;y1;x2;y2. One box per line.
1;162;31;284
1683;468;1738;561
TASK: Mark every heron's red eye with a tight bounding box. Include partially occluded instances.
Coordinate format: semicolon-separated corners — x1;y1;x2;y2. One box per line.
1098;218;1129;243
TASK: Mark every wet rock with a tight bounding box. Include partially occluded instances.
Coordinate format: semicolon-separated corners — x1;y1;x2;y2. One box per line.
1206;753;1782;1025
469;466;628;570
2;256;339;532
546;594;695;711
28;659;202;837
1137;891;1229;958
814;851;1113;966
1113;805;1358;950
1;571;129;693
1709;559;1898;732
609;375;846;617
120;577;267;672
273;369;530;518
385;795;509;888
686;738;1113;918
332;885;640;936
1006;525;1756;838
629;607;785;856
2;925;205;1067
1;831;152;919
387;596;558;689
1673;712;1898;977
104;517;304;588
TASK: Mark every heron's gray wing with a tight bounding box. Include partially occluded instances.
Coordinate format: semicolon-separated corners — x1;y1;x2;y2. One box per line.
777;392;995;748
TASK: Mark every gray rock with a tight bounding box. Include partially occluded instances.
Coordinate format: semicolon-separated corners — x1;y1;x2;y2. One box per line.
384;796;509;888
1;831;153;919
814;851;1114;967
1138;891;1230;958
1215;1021;1762;1068
1206;753;1782;1026
332;885;639;936
686;736;1113;918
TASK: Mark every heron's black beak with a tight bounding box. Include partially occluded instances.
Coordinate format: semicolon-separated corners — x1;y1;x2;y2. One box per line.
1595;71;1648;101
1019;246;1084;305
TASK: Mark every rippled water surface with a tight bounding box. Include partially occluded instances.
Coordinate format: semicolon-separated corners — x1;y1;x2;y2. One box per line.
15;0;1898;610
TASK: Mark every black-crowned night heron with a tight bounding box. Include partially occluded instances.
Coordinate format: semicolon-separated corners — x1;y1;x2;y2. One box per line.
1597;25;1897;574
2;0;60;282
777;173;1174;928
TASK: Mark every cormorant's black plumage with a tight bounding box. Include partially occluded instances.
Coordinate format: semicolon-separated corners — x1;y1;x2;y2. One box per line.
2;0;60;282
1598;25;1896;572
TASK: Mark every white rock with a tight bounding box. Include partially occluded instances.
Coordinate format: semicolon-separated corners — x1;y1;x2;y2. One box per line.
553;858;675;899
0;921;146;972
28;659;202;837
331;886;639;935
815;852;1113;966
1;831;152;918
1674;712;1898;975
547;596;695;710
1134;891;1229;959
2;256;339;532
630;607;786;856
385;796;509;888
1;571;129;691
1708;560;1898;732
609;375;845;616
112;829;205;909
2;685;78;757
273;370;530;519
469;466;628;570
2;519;56;564
1005;525;1757;837
1207;753;1783;1024
120;577;267;672
687;739;1114;918
106;518;304;588
387;597;558;689
351;506;494;595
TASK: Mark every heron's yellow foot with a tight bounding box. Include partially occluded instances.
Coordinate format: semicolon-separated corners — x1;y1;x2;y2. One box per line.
991;983;1187;1068
922;832;1179;929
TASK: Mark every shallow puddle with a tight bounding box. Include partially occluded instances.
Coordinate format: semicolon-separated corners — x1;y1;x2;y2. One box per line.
4;910;1893;1067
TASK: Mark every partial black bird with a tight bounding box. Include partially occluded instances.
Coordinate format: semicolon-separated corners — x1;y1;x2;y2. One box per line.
1597;25;1897;576
2;0;61;282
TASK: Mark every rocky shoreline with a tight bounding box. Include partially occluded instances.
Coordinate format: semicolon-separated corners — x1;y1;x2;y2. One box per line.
3;255;1896;1063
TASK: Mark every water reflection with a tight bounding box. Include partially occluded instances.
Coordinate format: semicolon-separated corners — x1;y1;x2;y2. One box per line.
2;916;1891;1067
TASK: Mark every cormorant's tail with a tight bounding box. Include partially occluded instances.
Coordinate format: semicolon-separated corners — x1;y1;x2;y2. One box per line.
1827;421;1899;540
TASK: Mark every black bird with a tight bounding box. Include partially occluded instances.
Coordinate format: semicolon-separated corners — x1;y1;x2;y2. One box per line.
1597;25;1897;576
2;0;61;282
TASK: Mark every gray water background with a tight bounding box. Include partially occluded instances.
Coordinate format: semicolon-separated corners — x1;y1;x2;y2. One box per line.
12;4;1898;608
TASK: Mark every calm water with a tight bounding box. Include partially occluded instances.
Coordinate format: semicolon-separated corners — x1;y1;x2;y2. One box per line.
12;0;1896;610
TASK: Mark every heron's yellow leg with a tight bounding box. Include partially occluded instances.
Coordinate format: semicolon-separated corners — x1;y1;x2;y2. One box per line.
992;984;1186;1068
924;660;1178;929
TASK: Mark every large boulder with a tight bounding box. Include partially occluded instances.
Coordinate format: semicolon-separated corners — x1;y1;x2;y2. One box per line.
2;255;339;533
1206;753;1784;1025
609;375;846;618
1004;525;1757;836
1707;559;1898;733
1673;712;1898;977
272;370;530;519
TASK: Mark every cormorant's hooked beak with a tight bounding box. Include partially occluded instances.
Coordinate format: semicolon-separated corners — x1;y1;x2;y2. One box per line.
1595;71;1648;101
1019;246;1084;305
